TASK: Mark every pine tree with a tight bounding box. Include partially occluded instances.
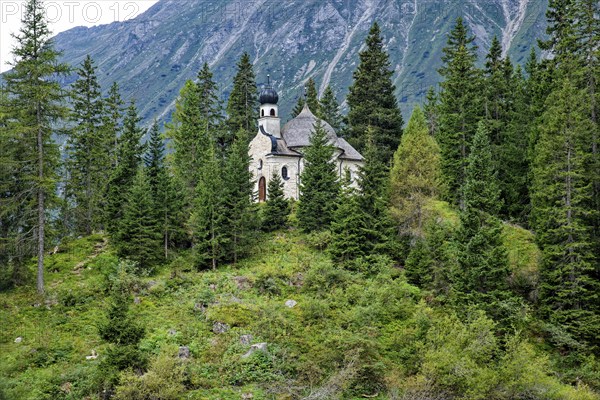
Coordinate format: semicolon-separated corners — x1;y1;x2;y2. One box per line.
106;101;145;236
2;0;69;293
102;82;124;168
262;174;289;231
190;141;226;270
116;167;162;271
0;86;33;286
501;66;532;221
329;183;369;263
144;121;184;259
319;85;343;131
461;122;502;216
297;120;340;232
357;127;398;255
226;52;258;141
221;130;257;264
424;86;440;136
531;79;599;348
437;17;482;208
166;80;208;203
455;122;513;322
291;95;305;118
98;274;146;392
347;22;403;164
305;77;320;115
197;63;225;150
65;55;108;235
389;107;443;238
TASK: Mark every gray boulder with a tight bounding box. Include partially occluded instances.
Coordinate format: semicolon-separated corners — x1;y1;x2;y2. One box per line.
242;342;267;359
213;321;230;334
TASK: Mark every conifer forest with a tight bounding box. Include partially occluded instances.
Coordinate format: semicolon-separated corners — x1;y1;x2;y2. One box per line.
0;0;599;398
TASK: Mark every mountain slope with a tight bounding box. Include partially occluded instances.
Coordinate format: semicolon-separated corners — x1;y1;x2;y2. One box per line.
2;226;597;399
52;0;548;123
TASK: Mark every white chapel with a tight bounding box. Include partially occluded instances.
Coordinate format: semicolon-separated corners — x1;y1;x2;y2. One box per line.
248;78;364;201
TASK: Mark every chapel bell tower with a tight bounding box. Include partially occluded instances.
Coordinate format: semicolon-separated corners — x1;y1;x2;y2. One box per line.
258;75;280;138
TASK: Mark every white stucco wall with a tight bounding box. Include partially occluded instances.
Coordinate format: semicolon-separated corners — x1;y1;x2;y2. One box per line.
249;131;364;201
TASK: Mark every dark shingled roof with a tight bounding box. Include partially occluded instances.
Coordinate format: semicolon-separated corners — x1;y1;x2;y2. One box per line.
281;104;363;161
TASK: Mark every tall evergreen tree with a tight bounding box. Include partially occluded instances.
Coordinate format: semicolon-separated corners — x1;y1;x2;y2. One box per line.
190;140;226;270
437;17;482;208
221;130;257;263
144;121;184;259
102;82;124;168
461;122;502;216
424;86;440;136
106;101;145;236
291;94;306;118
262;174;289;232
390;107;443;238
226;52;258;141
305;77;320;115
357;127;398;255
196;63;225;150
166;80;207;203
346;22;403;163
531;79;599;348
65;55;108;235
319;85;343;131
98;276;146;393
2;0;69;293
297;120;340;232
329;182;369;263
116;167;162;271
455;122;513;321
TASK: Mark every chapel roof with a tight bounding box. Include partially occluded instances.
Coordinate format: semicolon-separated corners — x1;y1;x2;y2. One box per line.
282;104;338;148
281;104;363;161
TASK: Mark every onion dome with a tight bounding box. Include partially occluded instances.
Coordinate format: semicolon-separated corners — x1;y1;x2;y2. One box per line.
259;75;279;105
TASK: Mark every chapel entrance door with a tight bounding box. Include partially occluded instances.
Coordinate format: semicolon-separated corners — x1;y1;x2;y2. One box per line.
258;177;266;202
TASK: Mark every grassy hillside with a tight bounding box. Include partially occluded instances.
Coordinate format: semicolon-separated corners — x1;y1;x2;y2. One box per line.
0;227;598;399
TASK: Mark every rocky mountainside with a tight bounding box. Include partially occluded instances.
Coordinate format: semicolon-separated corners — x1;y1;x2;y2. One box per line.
53;0;548;124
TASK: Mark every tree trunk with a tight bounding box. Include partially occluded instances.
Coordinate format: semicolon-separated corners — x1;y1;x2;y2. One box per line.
37;106;45;295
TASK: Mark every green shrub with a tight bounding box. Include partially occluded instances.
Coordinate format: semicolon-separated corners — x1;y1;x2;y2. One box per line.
114;348;186;400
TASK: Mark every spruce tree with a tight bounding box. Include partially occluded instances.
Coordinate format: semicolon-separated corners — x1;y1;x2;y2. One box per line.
190;140;226;270
347;22;403;164
116;167;162;271
221;130;257;264
357;127;397;255
455;122;513;322
66;55;108;235
3;0;69;293
389;107;443;238
329;183;369;263
100;82;123;171
106;101;145;236
98;276;146;392
424;86;440;136
226;52;258;141
319;85;343;131
437;17;482;208
305;77;320;115
0;86;33;286
297;120;340;232
531;79;599;348
197;63;226;150
166;80;207;203
291;95;306;118
144;121;184;259
461;122;502;216
262;174;289;231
